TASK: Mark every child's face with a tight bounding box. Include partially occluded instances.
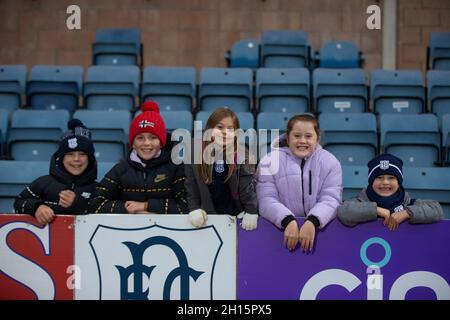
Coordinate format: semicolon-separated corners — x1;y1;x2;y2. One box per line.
133;132;161;160
211;116;236;148
372;174;399;197
63;151;89;176
287;121;319;158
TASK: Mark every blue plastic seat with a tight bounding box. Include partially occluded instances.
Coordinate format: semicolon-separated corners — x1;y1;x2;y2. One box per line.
442;114;450;165
93;28;141;66
73;110;131;162
256;68;310;113
313;68;368;113
0;109;8;157
27;65;83;111
160;111;193;134
84;65;140;111
380;114;440;167
428;32;450;70
229;39;260;69
0;160;49;213
319;113;377;166
97;162;116;181
195;111;254;131
142;66;196;112
371;70;425;114
427;70;450;119
7;109;70;161
261;30;310;68
317;41;362;68
199;68;253;112
0;65;26;113
403;167;450;218
341;165;367;200
257;112;295;159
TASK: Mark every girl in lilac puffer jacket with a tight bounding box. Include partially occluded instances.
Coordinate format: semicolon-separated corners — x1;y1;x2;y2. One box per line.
256;114;342;253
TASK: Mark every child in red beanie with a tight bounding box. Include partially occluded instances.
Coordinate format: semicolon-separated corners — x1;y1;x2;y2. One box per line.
89;101;188;214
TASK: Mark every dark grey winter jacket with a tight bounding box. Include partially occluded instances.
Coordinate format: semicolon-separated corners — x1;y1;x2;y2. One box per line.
337;189;443;227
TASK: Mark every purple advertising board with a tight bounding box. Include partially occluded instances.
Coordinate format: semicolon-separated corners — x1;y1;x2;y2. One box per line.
237;218;450;300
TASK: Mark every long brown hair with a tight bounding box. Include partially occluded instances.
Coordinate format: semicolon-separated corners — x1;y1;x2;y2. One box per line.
199;107;240;184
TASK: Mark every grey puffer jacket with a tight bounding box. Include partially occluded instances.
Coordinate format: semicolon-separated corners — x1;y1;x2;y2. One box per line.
337;189;443;227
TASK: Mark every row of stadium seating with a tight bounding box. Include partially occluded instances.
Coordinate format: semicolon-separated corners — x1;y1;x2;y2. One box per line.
1;109;449;168
1;160;449;218
1;65;450;116
89;28;450;71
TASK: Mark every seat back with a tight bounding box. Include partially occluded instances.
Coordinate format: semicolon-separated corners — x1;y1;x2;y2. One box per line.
261;30;309;68
0;64;26;112
319;41;361;68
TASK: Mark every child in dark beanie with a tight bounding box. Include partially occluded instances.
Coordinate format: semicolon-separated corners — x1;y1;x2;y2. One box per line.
14;119;98;225
337;153;443;229
89;101;188;215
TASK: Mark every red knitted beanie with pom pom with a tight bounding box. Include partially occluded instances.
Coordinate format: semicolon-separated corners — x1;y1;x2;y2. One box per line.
129;101;167;147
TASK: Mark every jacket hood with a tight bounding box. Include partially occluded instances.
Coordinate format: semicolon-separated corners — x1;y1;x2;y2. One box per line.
50;152;98;186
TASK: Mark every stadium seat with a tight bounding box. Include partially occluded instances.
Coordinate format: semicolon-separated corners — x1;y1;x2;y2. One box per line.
0;109;8;158
97;162;116;181
73;110;131;162
257;112;295;159
341;165;367;200
195;111;254;130
27;65;83;111
228;39;260;69
0;64;26;113
403;167;450;219
142;66;196;112
313;68;368;113
256;68;310;113
319;113;377;166
428;32;450;70
199;68;253;112
371;70;425;114
261;30;310;68
380;114;440;167
317;41;363;68
92;28;142;66
84;65;140;111
427;70;450;119
160;111;193;134
0;160;48;213
442;114;450;165
7;109;70;161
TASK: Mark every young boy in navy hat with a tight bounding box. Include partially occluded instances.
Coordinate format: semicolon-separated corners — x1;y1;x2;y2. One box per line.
337;154;443;229
89;101;188;215
14;119;98;226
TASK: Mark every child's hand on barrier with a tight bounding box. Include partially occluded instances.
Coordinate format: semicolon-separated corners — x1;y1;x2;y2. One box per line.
299;220;315;253
385;215;400;231
237;212;258;231
390;210;410;226
125;201;147;214
377;207;390;225
35;204;55;226
59;190;76;208
284;220;299;251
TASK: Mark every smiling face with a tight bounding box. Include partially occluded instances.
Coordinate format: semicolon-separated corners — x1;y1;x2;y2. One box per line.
287;120;319;158
63;151;89;176
132;132;161;160
372;174;399;197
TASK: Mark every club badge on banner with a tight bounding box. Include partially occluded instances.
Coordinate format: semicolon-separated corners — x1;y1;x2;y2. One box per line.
74;214;236;300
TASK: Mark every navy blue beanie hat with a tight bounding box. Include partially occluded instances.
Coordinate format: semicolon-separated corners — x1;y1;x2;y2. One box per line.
367;153;404;186
57;119;95;164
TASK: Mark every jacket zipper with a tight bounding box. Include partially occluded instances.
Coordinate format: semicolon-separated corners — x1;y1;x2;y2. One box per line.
143;171;147;188
301;159;306;211
309;170;312;195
